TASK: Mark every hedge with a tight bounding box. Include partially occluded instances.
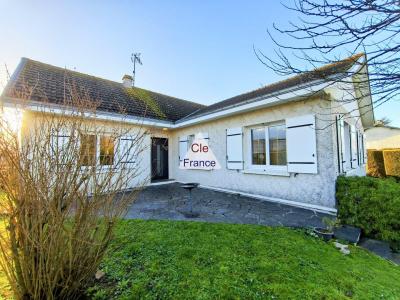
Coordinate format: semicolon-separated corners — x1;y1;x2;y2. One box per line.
367;150;386;177
336;176;400;251
383;149;400;177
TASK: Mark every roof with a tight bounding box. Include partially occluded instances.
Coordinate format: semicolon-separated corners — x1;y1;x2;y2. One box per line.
2;58;205;122
184;53;365;119
2;54;366;124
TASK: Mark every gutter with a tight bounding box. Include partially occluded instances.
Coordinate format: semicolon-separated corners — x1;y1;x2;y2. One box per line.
1;83;328;130
1;96;175;129
1;55;369;130
174;84;329;128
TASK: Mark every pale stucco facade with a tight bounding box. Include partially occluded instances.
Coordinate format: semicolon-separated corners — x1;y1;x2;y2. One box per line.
2;55;374;213
161;95;367;210
168;98;337;208
10;87;369;212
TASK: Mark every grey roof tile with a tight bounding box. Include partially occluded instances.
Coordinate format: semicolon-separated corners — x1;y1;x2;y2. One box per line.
183;53;364;120
4;58;205;122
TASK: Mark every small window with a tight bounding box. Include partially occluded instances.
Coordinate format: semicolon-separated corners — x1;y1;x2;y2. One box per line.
269;124;287;165
79;134;97;166
251;128;266;165
100;136;115;166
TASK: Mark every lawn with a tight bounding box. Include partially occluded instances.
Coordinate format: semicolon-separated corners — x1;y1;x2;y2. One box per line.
88;220;400;300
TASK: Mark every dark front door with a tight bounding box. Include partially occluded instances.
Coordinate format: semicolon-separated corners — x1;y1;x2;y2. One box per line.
151;138;169;181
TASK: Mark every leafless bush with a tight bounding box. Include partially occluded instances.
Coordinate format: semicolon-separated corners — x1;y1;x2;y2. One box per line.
0;84;149;299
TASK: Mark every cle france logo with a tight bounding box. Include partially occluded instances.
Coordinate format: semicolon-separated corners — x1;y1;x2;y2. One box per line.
179;133;221;170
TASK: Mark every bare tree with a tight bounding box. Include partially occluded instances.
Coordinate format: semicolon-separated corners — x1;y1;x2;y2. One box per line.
256;0;400;112
0;81;150;299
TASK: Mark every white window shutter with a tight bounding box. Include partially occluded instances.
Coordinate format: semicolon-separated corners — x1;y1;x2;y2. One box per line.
357;131;362;166
118;136;136;165
196;132;209;142
350;125;358;168
179;136;188;162
339;118;346;170
50;131;70;159
286;114;318;174
335;115;344;173
226;127;243;170
363;133;367;164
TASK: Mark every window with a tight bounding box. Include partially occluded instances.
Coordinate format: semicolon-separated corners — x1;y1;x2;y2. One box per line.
79;134;97;166
51;133;70;158
250;123;287;169
100;136;115;166
269;124;287;165
251;128;266;165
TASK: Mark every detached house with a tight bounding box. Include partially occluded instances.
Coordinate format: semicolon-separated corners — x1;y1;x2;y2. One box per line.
1;54;374;213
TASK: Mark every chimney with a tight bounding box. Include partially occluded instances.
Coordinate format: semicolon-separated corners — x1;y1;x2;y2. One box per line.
122;74;133;88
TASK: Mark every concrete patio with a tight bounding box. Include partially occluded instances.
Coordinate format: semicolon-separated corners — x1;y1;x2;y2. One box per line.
125;183;331;228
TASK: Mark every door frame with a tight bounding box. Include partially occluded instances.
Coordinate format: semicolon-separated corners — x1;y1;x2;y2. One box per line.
150;137;169;181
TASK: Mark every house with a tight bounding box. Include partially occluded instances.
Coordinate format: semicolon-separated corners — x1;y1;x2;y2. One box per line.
365;125;400;150
0;54;375;213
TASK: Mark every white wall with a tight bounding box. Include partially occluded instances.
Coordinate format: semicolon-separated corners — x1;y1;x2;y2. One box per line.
327;81;367;177
168;97;338;208
20;111;166;190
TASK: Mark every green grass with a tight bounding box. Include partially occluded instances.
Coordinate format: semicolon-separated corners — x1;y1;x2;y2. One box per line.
88;220;400;300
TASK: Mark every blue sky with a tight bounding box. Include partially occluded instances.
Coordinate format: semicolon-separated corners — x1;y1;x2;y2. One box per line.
0;0;399;126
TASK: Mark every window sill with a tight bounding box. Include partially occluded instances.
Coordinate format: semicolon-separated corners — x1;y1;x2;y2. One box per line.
242;168;290;177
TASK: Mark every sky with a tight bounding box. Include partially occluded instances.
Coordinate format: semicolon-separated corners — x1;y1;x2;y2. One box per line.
0;0;399;126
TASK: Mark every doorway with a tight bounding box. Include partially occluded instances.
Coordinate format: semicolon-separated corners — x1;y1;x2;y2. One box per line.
151;137;169;181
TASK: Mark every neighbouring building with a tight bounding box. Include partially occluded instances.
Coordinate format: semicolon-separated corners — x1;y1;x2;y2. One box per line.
365;125;400;149
0;54;375;213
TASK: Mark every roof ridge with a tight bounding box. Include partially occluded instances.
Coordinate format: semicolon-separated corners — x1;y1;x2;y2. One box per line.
23;57;126;86
22;58;204;107
184;53;366;120
225;53;365;102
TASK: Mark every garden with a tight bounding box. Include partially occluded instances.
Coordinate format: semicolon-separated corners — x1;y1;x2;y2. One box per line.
0;100;398;299
2;219;398;300
88;220;400;299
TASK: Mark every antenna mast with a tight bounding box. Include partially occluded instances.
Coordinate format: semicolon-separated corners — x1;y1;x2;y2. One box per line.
131;53;143;87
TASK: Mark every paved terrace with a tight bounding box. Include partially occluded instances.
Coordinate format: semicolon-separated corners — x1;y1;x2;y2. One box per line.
125;183;330;228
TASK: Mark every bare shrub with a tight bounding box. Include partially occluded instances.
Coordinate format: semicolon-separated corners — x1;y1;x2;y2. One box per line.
0;84;149;299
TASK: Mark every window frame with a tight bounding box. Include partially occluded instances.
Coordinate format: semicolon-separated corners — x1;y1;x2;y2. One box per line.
78;133;119;170
99;135;115;166
79;133;98;168
248;122;288;172
250;127;267;169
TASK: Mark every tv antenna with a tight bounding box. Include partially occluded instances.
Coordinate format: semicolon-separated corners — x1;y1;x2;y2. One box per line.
131;53;143;86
